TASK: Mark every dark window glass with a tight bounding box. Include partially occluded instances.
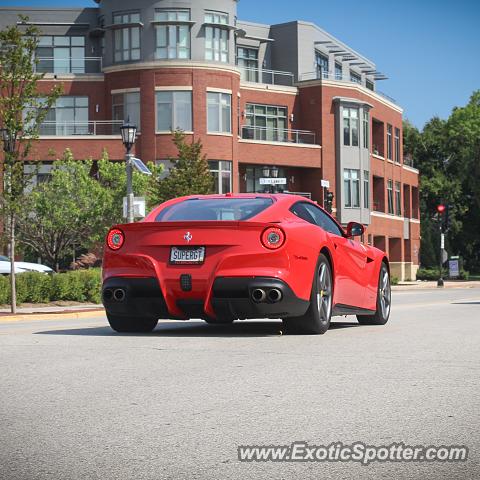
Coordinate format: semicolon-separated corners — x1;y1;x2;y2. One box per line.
155;198;273;221
290;202;343;236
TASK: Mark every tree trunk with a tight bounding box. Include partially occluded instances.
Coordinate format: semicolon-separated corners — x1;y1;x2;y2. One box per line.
10;214;17;314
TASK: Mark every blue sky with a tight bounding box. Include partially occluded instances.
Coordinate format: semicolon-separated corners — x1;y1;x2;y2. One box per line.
1;0;478;128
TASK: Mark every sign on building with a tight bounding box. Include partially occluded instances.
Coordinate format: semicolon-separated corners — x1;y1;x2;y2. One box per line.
259;178;287;185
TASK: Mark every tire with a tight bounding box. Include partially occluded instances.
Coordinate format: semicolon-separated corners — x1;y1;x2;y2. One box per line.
357;262;391;326
107;314;158;333
283;253;333;335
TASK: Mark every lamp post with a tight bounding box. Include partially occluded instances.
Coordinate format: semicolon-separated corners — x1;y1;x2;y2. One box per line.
1;127;17;314
120;119;137;224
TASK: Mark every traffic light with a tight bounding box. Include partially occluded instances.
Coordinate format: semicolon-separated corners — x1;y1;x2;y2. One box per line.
325;191;334;214
436;204;451;232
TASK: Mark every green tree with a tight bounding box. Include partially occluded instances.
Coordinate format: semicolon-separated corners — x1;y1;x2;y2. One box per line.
403;90;480;272
0;17;61;311
16;151;110;272
151;130;214;204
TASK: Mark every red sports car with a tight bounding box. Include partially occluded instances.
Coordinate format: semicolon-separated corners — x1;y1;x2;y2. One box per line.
102;194;391;334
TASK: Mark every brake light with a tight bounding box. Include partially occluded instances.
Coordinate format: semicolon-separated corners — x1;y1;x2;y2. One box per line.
107;228;125;251
261;227;285;250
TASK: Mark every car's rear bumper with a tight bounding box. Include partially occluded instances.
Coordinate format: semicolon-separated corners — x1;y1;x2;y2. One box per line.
102;276;310;321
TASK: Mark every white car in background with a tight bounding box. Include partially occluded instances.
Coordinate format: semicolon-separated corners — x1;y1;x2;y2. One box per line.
0;261;27;275
0;256;53;274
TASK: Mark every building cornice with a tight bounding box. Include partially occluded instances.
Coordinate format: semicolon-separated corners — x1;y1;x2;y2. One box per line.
103;61;242;76
298;79;403;113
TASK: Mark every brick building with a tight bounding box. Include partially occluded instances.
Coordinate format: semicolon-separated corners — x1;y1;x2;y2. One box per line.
0;0;420;280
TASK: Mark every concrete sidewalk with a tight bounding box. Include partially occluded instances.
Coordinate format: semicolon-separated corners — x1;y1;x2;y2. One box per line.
393;280;480;290
0;304;104;323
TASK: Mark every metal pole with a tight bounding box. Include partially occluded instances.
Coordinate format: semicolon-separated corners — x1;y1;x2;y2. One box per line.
437;226;444;287
126;150;134;223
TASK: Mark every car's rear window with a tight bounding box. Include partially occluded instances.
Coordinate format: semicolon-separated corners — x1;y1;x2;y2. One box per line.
155;198;273;222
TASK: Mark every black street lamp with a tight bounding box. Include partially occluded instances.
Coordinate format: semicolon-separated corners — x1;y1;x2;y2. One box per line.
120;118;137;223
271;165;279;178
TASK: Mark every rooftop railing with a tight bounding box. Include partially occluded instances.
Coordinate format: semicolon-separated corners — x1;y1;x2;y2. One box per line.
241;125;317;145
238;66;295;86
299;71;398;105
38;120;123;137
35;57;103;74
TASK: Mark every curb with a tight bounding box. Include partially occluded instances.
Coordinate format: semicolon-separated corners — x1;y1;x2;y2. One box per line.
0;309;105;324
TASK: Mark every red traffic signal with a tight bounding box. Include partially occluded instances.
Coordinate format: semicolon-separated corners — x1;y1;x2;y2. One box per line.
436;204;446;214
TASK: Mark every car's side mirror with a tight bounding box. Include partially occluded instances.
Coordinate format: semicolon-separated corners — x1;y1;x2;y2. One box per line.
346;221;364;238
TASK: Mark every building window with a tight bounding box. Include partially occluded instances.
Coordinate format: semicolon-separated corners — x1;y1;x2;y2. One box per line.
112;92;141;130
38;96;88;135
395;181;402;216
350;71;361;84
156;91;192;132
237;46;258;82
155;10;190;59
209;160;232;194
335;62;343;80
364;170;370;209
387;179;394;214
315;52;329;79
244;104;287;142
366;79;374;91
205;11;229;62
394;127;401;163
36;36;85;74
113;12;141;62
205;11;228;24
363;110;369;150
387;124;393;160
343;107;359;147
207;92;231;133
344;169;360;208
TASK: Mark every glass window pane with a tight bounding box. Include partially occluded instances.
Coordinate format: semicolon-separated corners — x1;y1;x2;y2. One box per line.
131;28;140;48
71;36;84;46
174;91;192;131
54;36;69;46
156;26;167;47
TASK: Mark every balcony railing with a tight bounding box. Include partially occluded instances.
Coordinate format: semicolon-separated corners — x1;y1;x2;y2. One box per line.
299;71;398;105
238;67;295;86
241;125;317;145
35;57;103;74
38;121;123;137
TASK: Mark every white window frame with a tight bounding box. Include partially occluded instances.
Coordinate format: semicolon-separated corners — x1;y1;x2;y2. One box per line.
207;92;231;134
344;169;360;208
155;90;193;133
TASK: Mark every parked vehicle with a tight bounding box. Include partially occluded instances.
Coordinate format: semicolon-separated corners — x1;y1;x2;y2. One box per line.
0;256;53;274
102;194;391;334
0;261;27;275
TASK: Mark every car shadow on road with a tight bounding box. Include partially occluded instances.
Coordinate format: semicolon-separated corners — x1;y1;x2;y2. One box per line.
34;319;360;338
451;301;480;305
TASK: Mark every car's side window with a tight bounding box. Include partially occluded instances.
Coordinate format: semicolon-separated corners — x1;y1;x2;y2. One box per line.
291;202;343;236
290;202;317;225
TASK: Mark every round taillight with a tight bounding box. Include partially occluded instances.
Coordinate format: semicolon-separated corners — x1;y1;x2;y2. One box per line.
107;228;124;251
261;227;285;250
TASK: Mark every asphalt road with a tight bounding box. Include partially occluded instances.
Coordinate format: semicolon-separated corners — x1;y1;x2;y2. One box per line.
0;287;479;480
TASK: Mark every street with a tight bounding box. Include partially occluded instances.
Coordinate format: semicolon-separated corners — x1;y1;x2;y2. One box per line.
0;287;479;480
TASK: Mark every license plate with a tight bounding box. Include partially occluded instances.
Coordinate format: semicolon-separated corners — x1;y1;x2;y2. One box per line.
170;246;205;264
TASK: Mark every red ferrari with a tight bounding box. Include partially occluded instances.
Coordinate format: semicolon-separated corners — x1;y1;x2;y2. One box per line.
102;194;391;334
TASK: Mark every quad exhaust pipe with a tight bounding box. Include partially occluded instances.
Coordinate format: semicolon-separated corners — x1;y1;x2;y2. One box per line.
103;288;126;302
251;288;282;304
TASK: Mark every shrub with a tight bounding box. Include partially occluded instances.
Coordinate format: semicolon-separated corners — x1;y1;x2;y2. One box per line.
0;269;102;306
416;267;470;281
